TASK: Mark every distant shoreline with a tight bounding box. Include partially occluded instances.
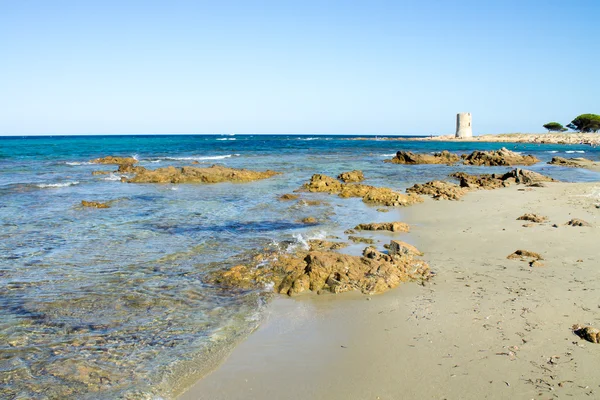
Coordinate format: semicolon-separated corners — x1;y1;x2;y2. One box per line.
349;132;600;145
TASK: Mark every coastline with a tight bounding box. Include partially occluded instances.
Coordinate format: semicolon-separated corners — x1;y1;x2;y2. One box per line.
352;132;600;146
179;181;599;399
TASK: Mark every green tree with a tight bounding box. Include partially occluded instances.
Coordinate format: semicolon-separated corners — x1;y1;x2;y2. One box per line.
566;114;600;133
542;122;565;132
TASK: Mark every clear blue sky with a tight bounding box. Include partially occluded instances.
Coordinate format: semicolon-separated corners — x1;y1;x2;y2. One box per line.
1;0;598;135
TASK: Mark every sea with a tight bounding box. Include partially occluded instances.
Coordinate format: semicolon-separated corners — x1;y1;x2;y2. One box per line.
1;134;599;399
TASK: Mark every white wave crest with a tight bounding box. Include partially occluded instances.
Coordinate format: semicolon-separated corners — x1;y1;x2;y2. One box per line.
380;153;396;157
103;174;122;181
159;154;240;161
65;161;92;166
566;150;585;154
546;151;559;153
36;181;80;188
216;138;236;141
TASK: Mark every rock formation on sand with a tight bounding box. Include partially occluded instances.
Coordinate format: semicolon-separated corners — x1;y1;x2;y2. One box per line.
548;157;600;170
354;222;410;232
91;156;138;165
348;236;375;244
385;150;460;165
406;180;469;200
573;325;600;343
566;218;591;227
388;240;423;256
507;250;544;267
303;174;423;207
209;245;431;296
450;169;556;190
81;200;110;209
517;214;547;223
337;170;365;183
126;165;279;184
461;148;539;166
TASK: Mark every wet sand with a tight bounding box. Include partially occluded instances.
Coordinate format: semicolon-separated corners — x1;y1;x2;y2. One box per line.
179;182;600;399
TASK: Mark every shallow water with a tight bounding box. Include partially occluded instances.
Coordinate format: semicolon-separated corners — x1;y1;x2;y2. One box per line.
1;134;599;399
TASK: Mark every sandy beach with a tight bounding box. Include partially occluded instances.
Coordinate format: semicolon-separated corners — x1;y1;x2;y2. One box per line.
354;133;600;146
180;181;599;399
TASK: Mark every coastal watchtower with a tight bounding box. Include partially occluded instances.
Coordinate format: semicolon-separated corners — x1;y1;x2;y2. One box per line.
455;112;472;138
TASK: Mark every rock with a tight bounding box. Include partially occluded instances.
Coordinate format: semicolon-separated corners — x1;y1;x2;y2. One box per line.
308;240;348;251
300;217;317;224
91;170;112;175
529;260;545;267
304;174;344;193
303;174;423;207
461;147;539;166
566;218;591;227
507;249;544;262
450;169;556;190
126;165;279;184
388;240;423;256
279;193;299;201
406;180;469;200
354;222;410;232
548;156;600;170
517;213;547;223
573;324;600;343
81;201;110;209
298;199;325;206
117;164;147;174
348;236;375;244
338;170;365;183
91;156;138;165
191;161;200;165
386;150;460;165
376;208;390;212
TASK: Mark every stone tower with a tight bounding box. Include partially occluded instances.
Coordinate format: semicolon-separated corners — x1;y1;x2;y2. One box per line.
455;112;472;138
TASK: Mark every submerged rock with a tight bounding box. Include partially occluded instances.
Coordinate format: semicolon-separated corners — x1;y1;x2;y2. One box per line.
406;180;469;200
308;240;348;251
91;156;138;165
354;222;410;232
548;156;600;169
303;174;423;207
517;213;547;223
300;217;318;224
81;201;110;209
386;150;460;165
348;236;375;244
573;324;600;343
279;193;299;201
126;165;279;184
461;148;539;166
338;170;365;183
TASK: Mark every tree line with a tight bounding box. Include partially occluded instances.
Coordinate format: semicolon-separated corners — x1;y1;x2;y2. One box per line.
543;114;600;133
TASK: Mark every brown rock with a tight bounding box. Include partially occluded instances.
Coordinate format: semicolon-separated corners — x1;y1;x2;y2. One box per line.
81;200;110;209
388;240;423;256
406;180;469;200
566;218;591;227
354;222;410;232
386;150;460;165
304;174;344;193
507;249;544;262
461;147;539;166
308;240;348;251
338;170;365;183
126;164;279;184
91;156;138;165
91;170;112;175
362;187;423;207
573;324;600;343
450;169;556;190
548;156;600;169
279;193;299;201
300;217;317;224
517;213;547;223
117;163;147;174
529;260;545;267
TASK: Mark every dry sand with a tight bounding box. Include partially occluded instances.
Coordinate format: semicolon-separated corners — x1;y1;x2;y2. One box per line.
179;182;600;400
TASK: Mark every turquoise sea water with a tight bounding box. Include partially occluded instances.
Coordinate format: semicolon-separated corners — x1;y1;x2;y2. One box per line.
1;134;599;399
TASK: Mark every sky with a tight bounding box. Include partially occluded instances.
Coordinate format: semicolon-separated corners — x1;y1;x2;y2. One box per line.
0;0;598;136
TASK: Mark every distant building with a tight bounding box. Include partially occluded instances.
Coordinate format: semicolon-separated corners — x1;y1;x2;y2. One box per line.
455;113;472;138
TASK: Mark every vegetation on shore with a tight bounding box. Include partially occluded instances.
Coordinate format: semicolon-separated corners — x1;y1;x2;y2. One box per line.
544;113;600;133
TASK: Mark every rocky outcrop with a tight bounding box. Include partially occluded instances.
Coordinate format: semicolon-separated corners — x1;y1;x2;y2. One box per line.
91;156;138;165
507;249;544;267
354;222;410;232
117;164;147;174
451;169;556;190
406;180;469;200
81;201;110;209
303;174;423;207
348;236;375;244
338;170;365;183
566;218;591;227
461;148;539;166
300;217;317;224
386;150;460;165
126;165;279;184
308;240;348;251
517;214;547;223
573;324;600;343
548;157;600;170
